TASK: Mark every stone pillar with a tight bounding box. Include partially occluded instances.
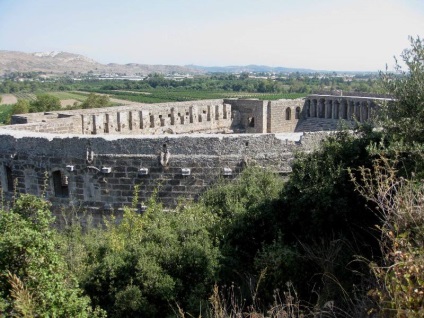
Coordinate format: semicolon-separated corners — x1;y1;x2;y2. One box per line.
104;114;110;133
333;100;339;119
312;99;317;117
170;108;176;125
139;110;149;129
108;112;117;132
355;102;361;120
361;102;369;122
223;103;231;120
189;106;198;124
325;99;332;119
305;99;311;117
317;99;323;118
92;114;104;135
207;105;213;122
117;111;129;132
348;101;355;120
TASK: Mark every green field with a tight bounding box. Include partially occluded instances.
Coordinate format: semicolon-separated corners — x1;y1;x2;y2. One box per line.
90;88;306;104
47;91;88;101
14;92;36;101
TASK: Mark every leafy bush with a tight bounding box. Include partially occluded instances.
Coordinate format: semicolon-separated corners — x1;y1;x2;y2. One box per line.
61;196;220;317
29;93;61;112
0;194;103;317
81;93;110;109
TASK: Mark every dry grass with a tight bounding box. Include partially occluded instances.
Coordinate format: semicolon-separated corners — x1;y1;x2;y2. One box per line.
0;94;18;105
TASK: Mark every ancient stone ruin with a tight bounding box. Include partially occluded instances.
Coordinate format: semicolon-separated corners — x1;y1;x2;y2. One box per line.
0;94;390;220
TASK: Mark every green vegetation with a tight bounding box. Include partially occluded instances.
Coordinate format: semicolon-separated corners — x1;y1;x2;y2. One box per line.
0;195;105;317
47;91;87;102
0;104;14;125
1;38;424;317
13;92;36;101
80;93;110;109
93;88;305;103
29;93;61;112
11;99;30;115
0;70;379;104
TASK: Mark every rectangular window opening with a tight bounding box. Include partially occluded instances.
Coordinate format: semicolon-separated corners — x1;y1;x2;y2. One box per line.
53;170;69;198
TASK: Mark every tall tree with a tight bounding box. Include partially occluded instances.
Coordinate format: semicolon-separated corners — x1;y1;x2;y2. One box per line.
30;93;61;112
379;36;424;145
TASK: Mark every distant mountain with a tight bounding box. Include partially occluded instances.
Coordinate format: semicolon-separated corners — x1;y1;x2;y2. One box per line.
0;50;201;76
0;50;332;77
186;64;317;73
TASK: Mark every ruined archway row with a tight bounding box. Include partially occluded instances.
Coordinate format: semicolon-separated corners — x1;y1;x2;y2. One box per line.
303;96;377;122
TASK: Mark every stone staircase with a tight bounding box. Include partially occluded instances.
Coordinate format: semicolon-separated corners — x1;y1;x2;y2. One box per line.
295;118;355;132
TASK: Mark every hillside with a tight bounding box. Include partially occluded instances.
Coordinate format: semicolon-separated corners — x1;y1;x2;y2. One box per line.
0;50;335;77
0;50;202;76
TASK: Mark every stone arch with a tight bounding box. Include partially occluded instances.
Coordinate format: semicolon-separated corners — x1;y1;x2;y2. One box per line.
285;107;291;120
295;107;301;119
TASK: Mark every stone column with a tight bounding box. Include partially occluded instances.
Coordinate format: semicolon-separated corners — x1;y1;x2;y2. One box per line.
355;102;361;120
363;102;369;122
325;99;332;119
311;99;317;117
305;99;311;117
333;100;339;119
318;99;325;118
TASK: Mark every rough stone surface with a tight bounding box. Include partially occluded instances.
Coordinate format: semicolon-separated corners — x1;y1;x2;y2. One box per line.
0;96;390;219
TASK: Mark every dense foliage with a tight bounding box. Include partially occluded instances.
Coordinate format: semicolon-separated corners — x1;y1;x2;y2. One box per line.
0;195;104;317
0;71;379;98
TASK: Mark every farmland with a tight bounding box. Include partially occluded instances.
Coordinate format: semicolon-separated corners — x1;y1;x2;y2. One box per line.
91;88;306;103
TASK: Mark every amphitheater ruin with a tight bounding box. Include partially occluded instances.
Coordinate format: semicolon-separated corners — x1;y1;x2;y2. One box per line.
0;93;389;218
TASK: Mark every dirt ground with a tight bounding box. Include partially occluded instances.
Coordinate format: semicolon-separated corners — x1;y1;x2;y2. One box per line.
0;94;18;105
60;99;80;108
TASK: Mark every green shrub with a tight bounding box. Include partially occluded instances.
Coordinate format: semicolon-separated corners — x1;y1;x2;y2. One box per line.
0;194;103;317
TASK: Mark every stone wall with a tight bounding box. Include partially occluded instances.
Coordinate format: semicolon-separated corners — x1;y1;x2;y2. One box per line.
9;96;392;136
224;99;268;133
267;99;304;133
0;129;320;218
0;95;393;219
11;99;233;135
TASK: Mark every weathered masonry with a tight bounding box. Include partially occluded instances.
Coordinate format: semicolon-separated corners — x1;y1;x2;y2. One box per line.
303;95;379;122
0;130;327;218
0;95;391;216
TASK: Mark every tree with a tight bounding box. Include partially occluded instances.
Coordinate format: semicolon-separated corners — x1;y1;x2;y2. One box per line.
11;99;30;115
373;36;424;178
81;93;110;109
379;36;424;145
29;93;61;112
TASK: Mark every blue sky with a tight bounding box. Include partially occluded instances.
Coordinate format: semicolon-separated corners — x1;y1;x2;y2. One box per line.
0;0;423;71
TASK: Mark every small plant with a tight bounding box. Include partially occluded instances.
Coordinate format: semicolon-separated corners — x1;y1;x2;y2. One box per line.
350;157;424;317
